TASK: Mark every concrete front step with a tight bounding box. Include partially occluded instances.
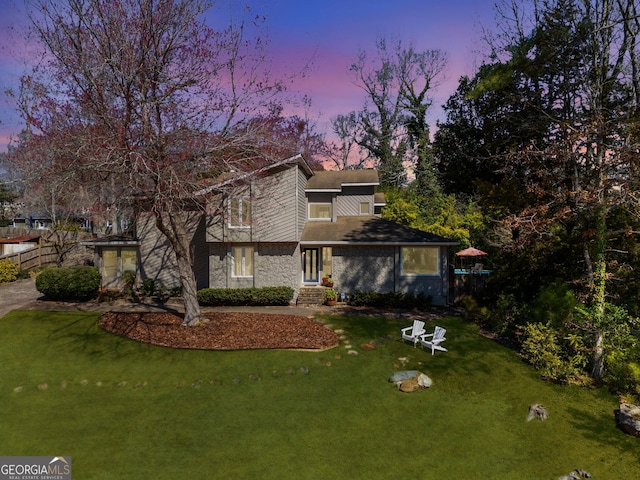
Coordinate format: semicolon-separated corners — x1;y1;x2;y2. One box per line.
296;286;330;306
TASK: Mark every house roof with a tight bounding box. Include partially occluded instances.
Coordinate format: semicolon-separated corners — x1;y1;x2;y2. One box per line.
305;169;379;192
80;235;140;247
0;235;40;244
195;154;313;196
301;216;458;246
374;192;386;206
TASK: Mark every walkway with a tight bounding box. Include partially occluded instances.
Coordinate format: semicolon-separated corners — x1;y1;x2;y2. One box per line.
0;277;42;318
0;278;333;318
0;278;453;321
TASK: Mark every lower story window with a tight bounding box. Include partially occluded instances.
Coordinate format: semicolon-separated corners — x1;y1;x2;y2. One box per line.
322;247;332;277
233;246;254;277
102;247;138;278
401;247;439;275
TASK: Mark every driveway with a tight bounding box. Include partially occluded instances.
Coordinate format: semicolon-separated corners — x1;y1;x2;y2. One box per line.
0;277;42;318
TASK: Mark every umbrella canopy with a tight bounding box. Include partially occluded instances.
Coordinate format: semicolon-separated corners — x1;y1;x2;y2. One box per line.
455;247;488;257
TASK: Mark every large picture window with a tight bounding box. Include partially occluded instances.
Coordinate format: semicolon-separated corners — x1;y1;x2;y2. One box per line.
232;246;254;277
229;197;251;227
401;247;439;275
102;247;138;278
309;203;332;220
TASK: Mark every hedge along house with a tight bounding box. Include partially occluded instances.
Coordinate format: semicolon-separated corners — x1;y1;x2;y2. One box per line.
87;154;458;305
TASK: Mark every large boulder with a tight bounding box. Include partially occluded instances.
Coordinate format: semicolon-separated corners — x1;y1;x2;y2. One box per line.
615;403;640;437
389;371;432;392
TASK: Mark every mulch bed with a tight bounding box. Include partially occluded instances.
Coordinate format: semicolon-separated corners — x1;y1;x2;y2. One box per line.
98;311;339;350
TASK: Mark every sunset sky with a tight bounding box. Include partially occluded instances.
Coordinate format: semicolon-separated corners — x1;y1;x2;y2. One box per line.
0;0;498;152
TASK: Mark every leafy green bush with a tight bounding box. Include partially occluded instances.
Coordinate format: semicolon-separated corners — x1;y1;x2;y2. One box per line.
141;278;163;297
35;266;101;301
486;294;527;337
16;269;32;280
460;295;490;324
0;259;19;283
530;280;577;327
347;290;432;309
520;322;575;384
197;286;294;306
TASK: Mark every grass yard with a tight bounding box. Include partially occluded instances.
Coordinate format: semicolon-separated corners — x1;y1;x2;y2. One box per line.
0;309;638;479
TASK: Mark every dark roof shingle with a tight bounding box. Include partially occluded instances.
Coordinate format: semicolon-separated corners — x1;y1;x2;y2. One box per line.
301;216;457;245
306;170;379;191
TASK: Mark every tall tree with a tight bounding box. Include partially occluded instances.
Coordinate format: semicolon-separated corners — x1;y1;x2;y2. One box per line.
344;38;445;185
439;0;640;379
9;0;290;325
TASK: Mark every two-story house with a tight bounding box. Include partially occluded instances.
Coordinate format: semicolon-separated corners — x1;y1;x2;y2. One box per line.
88;154;458;305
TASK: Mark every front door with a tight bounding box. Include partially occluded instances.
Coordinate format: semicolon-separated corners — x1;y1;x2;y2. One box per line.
303;248;320;283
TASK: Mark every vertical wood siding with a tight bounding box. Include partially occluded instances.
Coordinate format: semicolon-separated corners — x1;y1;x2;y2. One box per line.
136;213;207;289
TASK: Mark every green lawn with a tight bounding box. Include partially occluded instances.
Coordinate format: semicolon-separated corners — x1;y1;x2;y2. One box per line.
0;309;637;479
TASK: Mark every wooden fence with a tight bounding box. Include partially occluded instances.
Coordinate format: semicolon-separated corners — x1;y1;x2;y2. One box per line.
0;243;59;270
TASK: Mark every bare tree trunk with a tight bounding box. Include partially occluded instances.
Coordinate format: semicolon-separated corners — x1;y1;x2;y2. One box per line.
592;328;605;380
591;237;607;381
154;211;202;326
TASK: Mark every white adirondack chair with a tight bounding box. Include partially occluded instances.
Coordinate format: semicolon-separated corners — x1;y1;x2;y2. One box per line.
401;320;426;347
420;326;447;355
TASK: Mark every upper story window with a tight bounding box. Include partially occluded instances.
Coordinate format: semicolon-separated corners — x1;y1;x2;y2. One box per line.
401;247;439;276
359;202;370;215
229;197;251;228
309;203;332;221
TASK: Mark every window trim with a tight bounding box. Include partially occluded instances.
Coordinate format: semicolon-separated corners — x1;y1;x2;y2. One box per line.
229;197;251;229
308;202;332;221
359;202;370;215
401;246;440;276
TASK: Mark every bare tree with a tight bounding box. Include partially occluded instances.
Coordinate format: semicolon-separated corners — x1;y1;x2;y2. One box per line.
346;37;446;185
9;0;292;325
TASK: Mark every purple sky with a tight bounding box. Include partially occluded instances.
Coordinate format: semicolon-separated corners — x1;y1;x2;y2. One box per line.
0;0;497;153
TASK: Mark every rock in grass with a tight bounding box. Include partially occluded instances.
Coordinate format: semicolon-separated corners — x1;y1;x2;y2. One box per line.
37;383;48;391
13;386;24;393
391;372;432;392
559;469;591;479
527;404;548;421
615;402;640;437
389;371;421;383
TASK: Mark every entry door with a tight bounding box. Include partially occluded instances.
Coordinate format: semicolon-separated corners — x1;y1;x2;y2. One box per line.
303;248;320;282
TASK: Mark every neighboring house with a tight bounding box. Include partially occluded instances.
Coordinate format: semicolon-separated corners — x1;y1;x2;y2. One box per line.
85;155;458;305
0;234;41;256
12;213;52;230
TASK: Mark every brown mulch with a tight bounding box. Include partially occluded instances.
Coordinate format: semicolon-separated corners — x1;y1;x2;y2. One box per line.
98;311;339;351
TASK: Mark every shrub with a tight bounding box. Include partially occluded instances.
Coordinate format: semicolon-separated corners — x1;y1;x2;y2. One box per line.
16;269;32;280
486;294;527;337
197;286;294;306
0;259;19;283
141;279;163;297
530;280;577;327
347;290;432;309
35;266;101;301
520;322;575;384
460;295;490;324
